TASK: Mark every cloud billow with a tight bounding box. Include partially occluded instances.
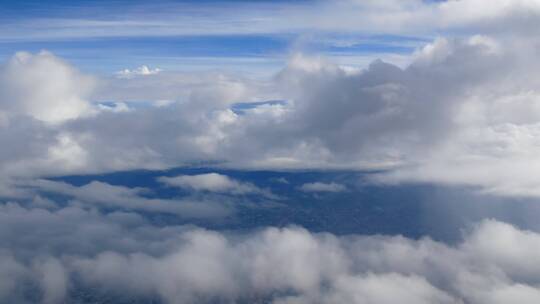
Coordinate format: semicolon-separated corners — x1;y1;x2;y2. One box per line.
2;31;540;197
1;201;540;304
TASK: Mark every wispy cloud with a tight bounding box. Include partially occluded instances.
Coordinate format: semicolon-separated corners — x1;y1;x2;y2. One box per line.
299;182;347;193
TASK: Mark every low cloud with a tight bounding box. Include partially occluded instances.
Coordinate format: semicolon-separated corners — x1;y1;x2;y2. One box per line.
3;34;540;197
299;182;347;193
158;173;274;197
1;202;540;304
23;179;232;218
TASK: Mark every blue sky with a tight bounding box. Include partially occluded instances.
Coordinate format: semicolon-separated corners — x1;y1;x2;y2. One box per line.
0;0;434;74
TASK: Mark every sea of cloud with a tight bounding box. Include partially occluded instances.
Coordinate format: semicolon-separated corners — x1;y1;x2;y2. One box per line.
2;0;540;302
2;199;540;303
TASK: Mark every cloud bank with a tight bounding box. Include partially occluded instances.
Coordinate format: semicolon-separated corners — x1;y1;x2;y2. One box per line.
2;29;540;197
1;201;540;304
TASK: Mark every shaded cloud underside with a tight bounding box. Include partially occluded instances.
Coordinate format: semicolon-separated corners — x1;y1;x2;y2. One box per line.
2;201;540;304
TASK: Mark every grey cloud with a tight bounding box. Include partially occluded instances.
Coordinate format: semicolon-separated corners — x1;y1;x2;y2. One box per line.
23;179;233;219
2;33;540;197
299;182;347;193
1;202;540;304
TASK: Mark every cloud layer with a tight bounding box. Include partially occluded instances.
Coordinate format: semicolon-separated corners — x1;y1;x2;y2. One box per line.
2;29;540;197
2;200;540;304
4;0;540;40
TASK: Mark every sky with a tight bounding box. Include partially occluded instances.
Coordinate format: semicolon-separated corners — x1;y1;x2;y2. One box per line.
0;0;432;74
3;0;540;303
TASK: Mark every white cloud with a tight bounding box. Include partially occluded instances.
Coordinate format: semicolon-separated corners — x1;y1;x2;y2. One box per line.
0;51;95;124
33;257;68;304
0;34;539;198
3;0;540;40
300;182;347;193
2;9;540;199
2;2;540;303
116;65;162;79
23;179;232;218
158;173;273;197
1;203;540;304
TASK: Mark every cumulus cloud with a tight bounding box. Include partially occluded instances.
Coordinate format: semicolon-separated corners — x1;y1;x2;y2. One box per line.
299;182;347;193
2;30;540;198
21;179;233;218
1;202;540;304
158;173;270;196
2;2;540;199
0;51;95;124
2;32;540;198
69;219;540;304
116;65;162;78
0;54;260;181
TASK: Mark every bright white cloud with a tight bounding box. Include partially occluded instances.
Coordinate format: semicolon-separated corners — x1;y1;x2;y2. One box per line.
158;173;273;197
0;51;95;124
116;65;162;79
